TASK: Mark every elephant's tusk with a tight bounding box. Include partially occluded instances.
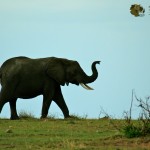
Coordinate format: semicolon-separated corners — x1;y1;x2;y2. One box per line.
80;83;94;90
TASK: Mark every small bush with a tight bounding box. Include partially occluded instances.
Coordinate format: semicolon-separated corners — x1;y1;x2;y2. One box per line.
47;114;57;119
19;111;35;119
69;114;88;120
123;124;142;138
122;90;150;138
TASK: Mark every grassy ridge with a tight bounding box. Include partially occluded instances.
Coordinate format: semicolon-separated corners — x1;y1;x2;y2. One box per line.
0;118;150;150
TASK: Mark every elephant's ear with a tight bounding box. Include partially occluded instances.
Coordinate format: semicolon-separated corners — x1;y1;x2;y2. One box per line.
46;59;66;86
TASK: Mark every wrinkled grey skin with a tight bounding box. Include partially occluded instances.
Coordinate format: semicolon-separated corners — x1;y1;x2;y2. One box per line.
0;56;100;120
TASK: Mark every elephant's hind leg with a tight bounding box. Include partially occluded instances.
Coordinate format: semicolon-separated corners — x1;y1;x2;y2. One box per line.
0;87;19;120
53;86;69;118
9;99;19;120
0;87;9;113
0;98;5;113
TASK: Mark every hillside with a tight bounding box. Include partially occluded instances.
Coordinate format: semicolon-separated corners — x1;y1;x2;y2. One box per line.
0;118;150;150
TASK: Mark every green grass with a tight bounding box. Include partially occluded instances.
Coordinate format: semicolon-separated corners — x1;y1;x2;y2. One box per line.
0;118;150;150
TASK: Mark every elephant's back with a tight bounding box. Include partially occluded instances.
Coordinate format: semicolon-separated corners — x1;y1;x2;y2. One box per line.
1;56;30;69
0;57;32;84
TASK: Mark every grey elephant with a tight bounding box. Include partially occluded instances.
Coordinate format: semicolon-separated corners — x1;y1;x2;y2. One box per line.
0;56;100;119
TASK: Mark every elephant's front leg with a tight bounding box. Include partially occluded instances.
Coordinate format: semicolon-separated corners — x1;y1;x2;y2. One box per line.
41;92;53;119
41;81;57;119
9;99;20;120
53;86;70;118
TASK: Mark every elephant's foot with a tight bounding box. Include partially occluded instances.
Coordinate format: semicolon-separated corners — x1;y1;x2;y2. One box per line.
10;115;20;120
40;115;47;119
64;115;69;118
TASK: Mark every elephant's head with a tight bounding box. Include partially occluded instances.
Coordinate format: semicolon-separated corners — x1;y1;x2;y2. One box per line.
46;57;100;90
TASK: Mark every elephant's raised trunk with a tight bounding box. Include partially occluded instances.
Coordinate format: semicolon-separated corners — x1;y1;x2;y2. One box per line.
84;61;100;83
80;61;100;90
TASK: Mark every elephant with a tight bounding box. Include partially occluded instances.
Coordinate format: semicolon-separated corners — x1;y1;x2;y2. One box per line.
0;56;100;120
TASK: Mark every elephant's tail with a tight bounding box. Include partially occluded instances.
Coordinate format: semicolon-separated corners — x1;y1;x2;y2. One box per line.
0;68;2;84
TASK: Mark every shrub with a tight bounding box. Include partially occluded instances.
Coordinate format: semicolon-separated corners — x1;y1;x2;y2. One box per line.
123;90;150;138
123;124;142;138
19;110;35;119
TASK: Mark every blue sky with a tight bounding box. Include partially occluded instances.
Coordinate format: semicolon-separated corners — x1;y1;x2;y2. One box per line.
0;0;150;119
